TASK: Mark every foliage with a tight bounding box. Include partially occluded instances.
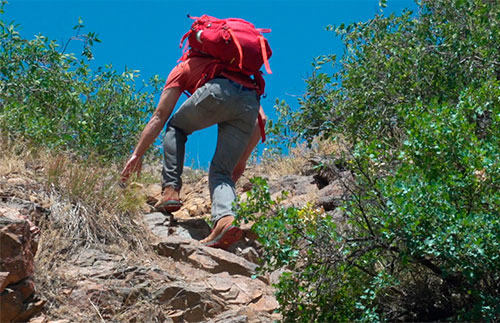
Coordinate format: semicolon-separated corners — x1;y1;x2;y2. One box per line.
0;2;163;161
254;0;500;321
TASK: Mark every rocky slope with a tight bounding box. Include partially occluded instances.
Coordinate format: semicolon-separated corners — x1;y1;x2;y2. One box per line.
1;155;346;322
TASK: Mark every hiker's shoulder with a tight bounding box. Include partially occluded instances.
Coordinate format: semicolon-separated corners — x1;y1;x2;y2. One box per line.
170;56;217;76
184;56;217;67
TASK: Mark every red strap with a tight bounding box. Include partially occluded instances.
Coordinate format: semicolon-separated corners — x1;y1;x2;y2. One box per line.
256;28;271;33
253;71;265;96
259;36;272;74
258;113;266;143
179;30;192;48
227;28;244;70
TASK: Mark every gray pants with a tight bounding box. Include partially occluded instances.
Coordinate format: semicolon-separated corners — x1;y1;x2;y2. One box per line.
162;78;260;224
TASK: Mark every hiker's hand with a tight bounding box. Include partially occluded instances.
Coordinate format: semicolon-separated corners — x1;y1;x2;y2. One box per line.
232;161;246;183
121;154;143;182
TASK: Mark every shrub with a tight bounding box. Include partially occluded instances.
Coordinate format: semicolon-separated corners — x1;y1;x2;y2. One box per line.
251;0;500;321
0;2;163;161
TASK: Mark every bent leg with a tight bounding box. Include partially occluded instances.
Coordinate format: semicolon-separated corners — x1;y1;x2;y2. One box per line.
161;82;226;190
209;111;259;224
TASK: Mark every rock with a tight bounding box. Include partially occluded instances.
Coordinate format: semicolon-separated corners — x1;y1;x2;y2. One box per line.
145;211;211;241
269;268;288;286
205;272;234;294
0;286;24;322
143;212;171;239
67;249;123;278
204;272;273;310
210;311;248;323
227;276;265;305
28;315;47;323
173;218;211;240
10;278;36;301
173;261;211;282
316;179;345;211
269;175;317;196
249;295;280;313
267;175;319;208
0;280;44;322
0;271;9;293
239;247;260;264
0;211;43;322
155;281;225;321
155;236;259;278
210;307;278;323
12;299;45;322
0;216;36;287
188;251;220;272
307;155;348;186
155;236;193;258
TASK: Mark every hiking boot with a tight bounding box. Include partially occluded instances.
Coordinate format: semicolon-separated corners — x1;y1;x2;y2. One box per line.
154;186;182;212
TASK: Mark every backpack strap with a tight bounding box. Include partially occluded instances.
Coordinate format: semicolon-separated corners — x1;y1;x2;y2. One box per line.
253;71;265;96
179;30;192;62
179;29;192;48
256;28;271;33
259;35;272;74
227;28;244;70
258;113;266;143
253;71;267;142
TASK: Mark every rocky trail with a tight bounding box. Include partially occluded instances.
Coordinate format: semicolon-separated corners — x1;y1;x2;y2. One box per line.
1;157;347;322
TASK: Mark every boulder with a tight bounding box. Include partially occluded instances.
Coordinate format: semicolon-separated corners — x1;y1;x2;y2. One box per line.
209;307;280;323
0;271;9;293
316;179;346;211
155;236;259;278
0;278;43;322
249;295;280;313
143;212;171;239
205;272;268;306
155;281;225;321
0;216;37;288
269;175;318;197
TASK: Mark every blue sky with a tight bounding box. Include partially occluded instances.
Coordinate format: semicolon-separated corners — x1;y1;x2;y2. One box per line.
3;0;416;168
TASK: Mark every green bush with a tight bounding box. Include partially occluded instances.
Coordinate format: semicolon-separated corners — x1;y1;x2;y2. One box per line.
251;0;500;321
0;2;163;160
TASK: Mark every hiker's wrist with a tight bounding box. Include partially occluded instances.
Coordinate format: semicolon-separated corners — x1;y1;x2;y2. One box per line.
131;152;142;159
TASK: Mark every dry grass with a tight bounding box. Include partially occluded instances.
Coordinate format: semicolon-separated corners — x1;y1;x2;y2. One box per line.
0;137;171;321
254;137;349;176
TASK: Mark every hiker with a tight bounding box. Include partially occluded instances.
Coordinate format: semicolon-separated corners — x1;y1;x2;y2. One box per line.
120;15;271;249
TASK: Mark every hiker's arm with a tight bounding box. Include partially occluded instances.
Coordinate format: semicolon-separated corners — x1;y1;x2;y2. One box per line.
121;87;181;182
232;106;266;183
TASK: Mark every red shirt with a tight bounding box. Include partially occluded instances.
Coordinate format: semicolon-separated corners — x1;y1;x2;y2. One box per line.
164;56;257;94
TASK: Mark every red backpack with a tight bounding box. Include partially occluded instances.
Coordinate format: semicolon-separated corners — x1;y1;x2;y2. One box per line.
179;15;272;94
179;15;272;142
